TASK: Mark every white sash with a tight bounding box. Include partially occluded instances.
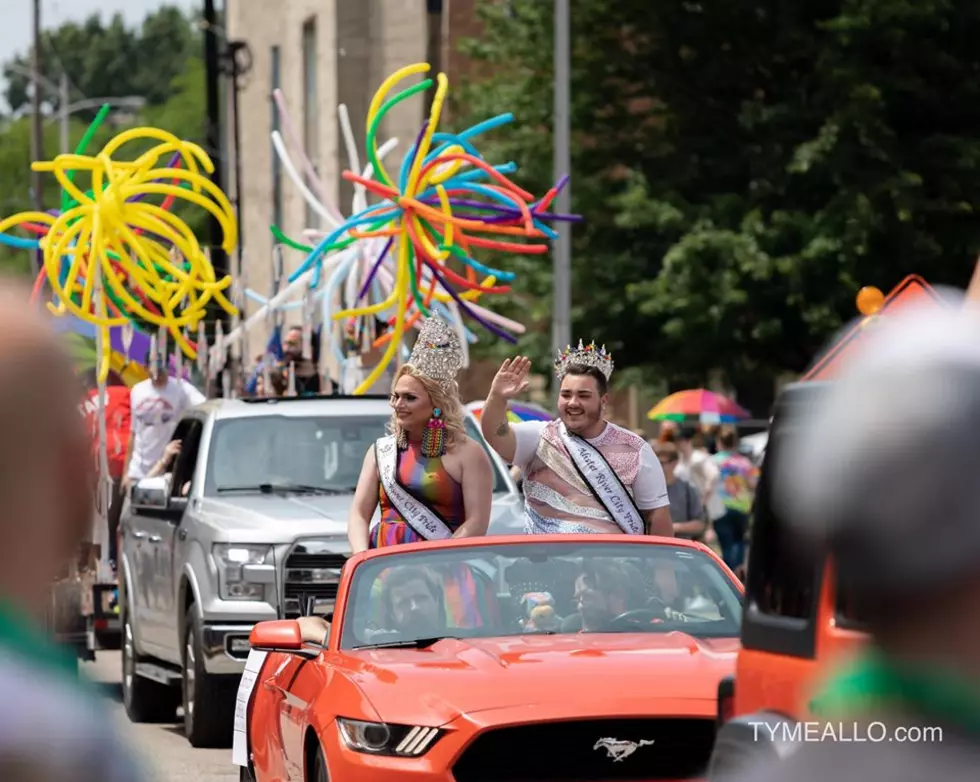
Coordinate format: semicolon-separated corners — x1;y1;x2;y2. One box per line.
374;436;454;541
558;424;646;535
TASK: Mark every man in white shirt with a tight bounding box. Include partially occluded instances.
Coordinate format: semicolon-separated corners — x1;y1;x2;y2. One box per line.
480;342;672;537
124;366;206;486
674;425;724;539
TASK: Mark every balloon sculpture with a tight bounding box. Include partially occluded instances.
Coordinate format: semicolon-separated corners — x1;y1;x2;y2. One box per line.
0;105;239;575
0;103;238;383
245;62;581;394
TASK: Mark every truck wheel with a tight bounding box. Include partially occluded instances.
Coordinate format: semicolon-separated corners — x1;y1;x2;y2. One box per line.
183;606;236;747
121;605;179;723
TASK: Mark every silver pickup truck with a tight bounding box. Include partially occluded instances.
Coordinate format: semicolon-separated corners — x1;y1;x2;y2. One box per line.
118;394;524;747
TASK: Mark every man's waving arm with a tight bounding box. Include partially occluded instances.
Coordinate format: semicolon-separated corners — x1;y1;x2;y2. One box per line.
480;357;532;463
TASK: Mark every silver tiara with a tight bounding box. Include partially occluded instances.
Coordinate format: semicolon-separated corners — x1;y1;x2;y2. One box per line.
554;339;614;381
407;317;464;383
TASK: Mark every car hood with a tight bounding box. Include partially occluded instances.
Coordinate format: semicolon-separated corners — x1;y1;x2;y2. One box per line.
336;632;738;725
196;494;354;539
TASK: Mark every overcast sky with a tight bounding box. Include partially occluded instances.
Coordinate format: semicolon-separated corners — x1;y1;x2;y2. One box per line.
1;0;201;64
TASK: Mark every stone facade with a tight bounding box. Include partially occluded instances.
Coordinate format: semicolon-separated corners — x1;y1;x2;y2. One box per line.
226;0;509;399
226;0;430;360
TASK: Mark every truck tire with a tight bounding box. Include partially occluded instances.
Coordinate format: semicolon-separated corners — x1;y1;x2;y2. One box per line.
121;602;179;723
183;606;236;747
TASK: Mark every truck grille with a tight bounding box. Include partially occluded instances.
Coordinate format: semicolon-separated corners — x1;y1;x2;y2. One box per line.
452;718;716;782
282;549;347;618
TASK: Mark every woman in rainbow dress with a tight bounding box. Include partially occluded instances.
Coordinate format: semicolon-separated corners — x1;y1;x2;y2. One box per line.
346;316;497;630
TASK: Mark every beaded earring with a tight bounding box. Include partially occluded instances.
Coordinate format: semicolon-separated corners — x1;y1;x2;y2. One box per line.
396;427;408;451
421;407;446;458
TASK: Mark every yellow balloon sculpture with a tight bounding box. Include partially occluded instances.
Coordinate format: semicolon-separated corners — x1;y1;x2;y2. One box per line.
0;126;238;381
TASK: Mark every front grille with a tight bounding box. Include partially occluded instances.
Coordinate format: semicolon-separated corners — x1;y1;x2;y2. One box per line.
452;718;715;782
282;548;347;618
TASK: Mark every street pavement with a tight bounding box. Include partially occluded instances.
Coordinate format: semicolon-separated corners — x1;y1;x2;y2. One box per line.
83;651;239;782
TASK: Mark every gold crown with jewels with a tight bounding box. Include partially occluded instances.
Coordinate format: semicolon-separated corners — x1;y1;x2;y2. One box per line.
407;316;465;383
554;339;614;381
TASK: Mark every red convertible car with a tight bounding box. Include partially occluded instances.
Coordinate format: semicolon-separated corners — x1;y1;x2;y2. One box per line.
235;534;743;782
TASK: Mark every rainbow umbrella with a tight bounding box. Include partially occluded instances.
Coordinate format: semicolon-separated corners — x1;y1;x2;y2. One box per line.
466;400;553;424
647;389;750;424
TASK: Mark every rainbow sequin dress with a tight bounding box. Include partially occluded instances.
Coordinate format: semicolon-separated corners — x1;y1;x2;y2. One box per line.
368;443;498;629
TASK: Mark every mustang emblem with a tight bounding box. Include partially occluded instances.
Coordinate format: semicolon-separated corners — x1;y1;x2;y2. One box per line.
593;737;655;761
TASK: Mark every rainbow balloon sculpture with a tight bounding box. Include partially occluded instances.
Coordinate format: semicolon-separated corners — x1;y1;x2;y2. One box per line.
246;62;580;394
0;104;238;383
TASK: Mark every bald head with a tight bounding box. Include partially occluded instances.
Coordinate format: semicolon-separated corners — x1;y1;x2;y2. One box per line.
0;281;92;613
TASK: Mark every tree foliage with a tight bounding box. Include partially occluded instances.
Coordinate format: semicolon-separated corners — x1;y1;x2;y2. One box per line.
454;0;980;407
3;5;197;115
0;8;207;274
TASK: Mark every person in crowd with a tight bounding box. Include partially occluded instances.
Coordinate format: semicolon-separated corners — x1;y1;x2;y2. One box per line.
653;440;706;539
123;350;205;489
721;295;980;782
568;562;633;632
79;369;131;568
673;424;723;543
277;325;321;396
346;316;493;552
0;280;148;780
711;427;758;571
480;341;672;536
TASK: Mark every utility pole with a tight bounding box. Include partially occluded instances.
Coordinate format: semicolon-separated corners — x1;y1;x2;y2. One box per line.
552;0;572;388
30;0;43;277
59;72;69;154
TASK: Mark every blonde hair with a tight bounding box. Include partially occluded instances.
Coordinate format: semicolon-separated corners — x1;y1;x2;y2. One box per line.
388;364;467;449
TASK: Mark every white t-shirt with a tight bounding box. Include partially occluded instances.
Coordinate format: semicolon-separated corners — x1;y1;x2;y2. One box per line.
126;378;206;480
676;448;726;520
512;421;669;510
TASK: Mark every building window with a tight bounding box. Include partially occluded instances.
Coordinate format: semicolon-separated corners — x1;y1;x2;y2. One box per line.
270;45;282;229
302;18;318;229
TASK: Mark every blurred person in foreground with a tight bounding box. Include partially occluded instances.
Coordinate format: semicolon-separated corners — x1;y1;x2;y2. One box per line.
0;282;147;780
721;293;980;782
482;342;672;536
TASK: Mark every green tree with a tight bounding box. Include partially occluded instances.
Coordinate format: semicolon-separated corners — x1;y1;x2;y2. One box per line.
454;0;980;410
4;5;195;116
0;18;207;276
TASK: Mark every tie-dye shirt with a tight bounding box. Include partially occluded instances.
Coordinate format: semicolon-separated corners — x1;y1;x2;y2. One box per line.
713;450;759;514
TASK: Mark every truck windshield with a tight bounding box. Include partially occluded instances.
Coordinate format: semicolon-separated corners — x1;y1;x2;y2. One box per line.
204;414;388;495
203;412;510;496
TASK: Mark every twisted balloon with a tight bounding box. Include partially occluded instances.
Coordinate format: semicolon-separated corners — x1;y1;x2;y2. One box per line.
278;62;580;394
0;120;238;381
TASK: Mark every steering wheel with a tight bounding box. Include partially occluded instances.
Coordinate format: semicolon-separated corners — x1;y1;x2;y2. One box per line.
607;607;666;631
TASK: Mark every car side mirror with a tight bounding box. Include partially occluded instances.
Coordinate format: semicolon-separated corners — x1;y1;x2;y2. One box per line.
249;620;319;660
130;476;169;511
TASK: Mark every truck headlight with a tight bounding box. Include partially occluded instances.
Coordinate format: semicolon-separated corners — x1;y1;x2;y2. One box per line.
336;718;442;757
213;544;273;601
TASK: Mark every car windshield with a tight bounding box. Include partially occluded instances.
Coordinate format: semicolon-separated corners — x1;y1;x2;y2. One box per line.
340;542;742;650
204;414;388;495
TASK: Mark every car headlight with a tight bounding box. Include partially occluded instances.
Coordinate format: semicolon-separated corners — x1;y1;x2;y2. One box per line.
212;544;273;600
336;718;442;757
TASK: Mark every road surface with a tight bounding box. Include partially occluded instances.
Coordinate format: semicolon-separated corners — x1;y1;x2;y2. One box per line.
83;652;238;782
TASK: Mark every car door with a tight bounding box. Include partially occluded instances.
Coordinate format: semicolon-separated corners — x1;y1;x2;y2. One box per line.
121;480;156;643
276;655;328;780
148;418;204;654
